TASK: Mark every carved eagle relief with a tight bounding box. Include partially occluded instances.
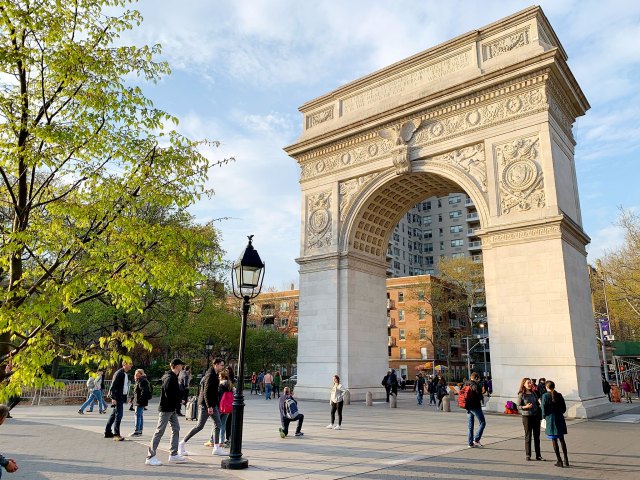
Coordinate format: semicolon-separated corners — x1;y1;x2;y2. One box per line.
378;120;421;175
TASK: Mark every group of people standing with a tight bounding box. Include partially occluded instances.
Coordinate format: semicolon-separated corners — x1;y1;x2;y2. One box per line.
602;376;639;403
250;370;282;399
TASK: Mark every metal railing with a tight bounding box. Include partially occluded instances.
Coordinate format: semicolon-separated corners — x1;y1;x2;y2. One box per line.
27;379;131;405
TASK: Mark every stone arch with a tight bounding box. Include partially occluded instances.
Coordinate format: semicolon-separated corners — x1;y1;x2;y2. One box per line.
286;6;610;418
341;158;490;259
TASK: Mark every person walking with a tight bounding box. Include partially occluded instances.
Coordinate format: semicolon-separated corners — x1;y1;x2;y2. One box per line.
224;366;235;447
130;369;151;437
278;387;304;438
264;371;273;400
621;378;633;403
250;372;258;395
463;372;486;448
0;405;19;476
216;370;233;453
178;358;225;456
517;378;543;461
326;375;346;430
273;371;282;398
634;377;640;399
105;360;133;441
381;370;391;402
541;380;569;468
79;370;106;414
428;377;437;406
602;377;612;402
177;365;191;416
145;358;187;466
436;378;448;410
416;373;426;406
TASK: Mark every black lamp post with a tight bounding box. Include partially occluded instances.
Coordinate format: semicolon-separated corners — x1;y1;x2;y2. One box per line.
221;235;264;470
205;337;214;367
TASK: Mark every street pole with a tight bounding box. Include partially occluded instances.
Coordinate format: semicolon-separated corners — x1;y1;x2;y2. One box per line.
601;272;612;382
222;295;250;469
465;336;471;379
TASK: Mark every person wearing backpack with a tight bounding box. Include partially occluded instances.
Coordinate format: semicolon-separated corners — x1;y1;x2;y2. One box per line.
78;371;105;415
130;369;151;437
381;370;391;402
278;387;304;438
436;378;448;410
461;372;486;448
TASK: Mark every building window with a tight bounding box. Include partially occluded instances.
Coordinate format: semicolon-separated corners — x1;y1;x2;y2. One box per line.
438;214;443;222
423;201;431;210
419;308;426;320
449;195;461;204
419;328;427;340
394;261;400;269
423;215;432;225
398;292;404;302
425;256;434;265
393;233;400;242
440;241;444;250
400;348;407;359
438;199;442;208
399;329;405;340
420;347;428;360
418;290;425;301
280;301;289;312
280;318;288;327
394;247;400;256
249;304;257;314
293;301;299;311
452;252;465;258
424;229;432;239
424;243;433;252
451;239;464;247
398;310;405;322
449;210;462;219
293;317;298;326
450;225;463;234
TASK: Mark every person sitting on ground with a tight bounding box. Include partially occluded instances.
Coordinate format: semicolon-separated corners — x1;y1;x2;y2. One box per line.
0;405;18;476
278;387;304;438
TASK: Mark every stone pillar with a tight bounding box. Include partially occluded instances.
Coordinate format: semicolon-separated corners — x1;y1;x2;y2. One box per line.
294;253;388;401
481;217;610;418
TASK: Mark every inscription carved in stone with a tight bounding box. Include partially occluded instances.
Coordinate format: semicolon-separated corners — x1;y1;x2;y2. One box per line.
429;143;487;192
306;105;334;129
339;173;378;221
483;27;530;60
341;49;471;115
307;191;332;249
496;135;546;214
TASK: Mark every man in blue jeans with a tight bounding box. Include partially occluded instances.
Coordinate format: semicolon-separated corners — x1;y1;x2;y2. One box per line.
465;372;486;448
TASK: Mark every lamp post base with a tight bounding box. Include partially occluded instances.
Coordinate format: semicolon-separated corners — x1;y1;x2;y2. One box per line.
221;458;249;470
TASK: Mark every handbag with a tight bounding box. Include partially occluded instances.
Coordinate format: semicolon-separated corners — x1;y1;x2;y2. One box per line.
540;418;547;429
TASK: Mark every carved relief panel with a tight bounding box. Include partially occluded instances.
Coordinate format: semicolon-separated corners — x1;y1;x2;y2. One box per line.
495;135;546;214
339;173;379;222
428;143;488;193
306;191;333;250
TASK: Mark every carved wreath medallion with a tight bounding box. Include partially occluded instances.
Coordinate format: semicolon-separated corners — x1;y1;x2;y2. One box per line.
307;191;332;249
497;136;546;214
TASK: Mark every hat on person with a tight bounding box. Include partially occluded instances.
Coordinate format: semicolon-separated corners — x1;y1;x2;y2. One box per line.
170;358;185;367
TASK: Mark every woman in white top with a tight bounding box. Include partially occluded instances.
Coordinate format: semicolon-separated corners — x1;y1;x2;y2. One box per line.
326;375;346;430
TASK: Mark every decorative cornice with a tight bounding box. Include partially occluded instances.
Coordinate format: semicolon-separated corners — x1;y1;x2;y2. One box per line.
298;70;551;181
482;26;530;61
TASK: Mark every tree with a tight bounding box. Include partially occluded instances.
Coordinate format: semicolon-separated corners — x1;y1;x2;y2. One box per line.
594;210;640;341
0;0;230;398
244;328;297;375
408;257;484;377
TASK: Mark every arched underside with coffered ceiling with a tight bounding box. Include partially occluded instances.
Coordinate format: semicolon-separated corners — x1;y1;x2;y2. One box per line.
285;6;609;418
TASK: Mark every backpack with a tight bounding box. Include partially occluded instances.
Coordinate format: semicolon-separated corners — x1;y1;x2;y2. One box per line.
284;397;299;419
457;385;472;409
86;376;95;389
437;385;448;400
220;390;234;414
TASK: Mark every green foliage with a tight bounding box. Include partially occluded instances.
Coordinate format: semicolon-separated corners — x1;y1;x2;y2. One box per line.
594;210;640;341
0;0;231;400
244;328;297;374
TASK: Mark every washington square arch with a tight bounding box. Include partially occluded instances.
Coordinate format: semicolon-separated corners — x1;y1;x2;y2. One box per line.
284;6;610;418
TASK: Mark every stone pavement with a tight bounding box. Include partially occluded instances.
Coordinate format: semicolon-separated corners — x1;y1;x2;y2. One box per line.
2;391;639;479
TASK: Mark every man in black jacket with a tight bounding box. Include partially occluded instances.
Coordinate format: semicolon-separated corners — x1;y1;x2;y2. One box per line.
464;372;486;448
145;358;188;466
178;358;225;456
104;360;133;441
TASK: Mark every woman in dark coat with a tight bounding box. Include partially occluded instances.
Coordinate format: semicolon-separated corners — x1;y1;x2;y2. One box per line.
131;369;151;436
541;380;569;468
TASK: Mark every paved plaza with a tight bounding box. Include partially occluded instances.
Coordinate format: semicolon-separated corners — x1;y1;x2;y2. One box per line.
2;391;639;479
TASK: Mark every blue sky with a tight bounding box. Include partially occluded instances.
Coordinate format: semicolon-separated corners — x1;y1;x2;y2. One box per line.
126;0;640;289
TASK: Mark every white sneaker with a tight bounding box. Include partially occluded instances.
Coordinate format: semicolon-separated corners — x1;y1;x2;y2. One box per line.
326;424;334;429
212;446;226;456
334;425;341;430
168;454;187;463
178;441;189;456
145;456;162;466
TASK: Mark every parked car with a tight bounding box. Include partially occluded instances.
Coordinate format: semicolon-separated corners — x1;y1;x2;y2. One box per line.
283;375;297;388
